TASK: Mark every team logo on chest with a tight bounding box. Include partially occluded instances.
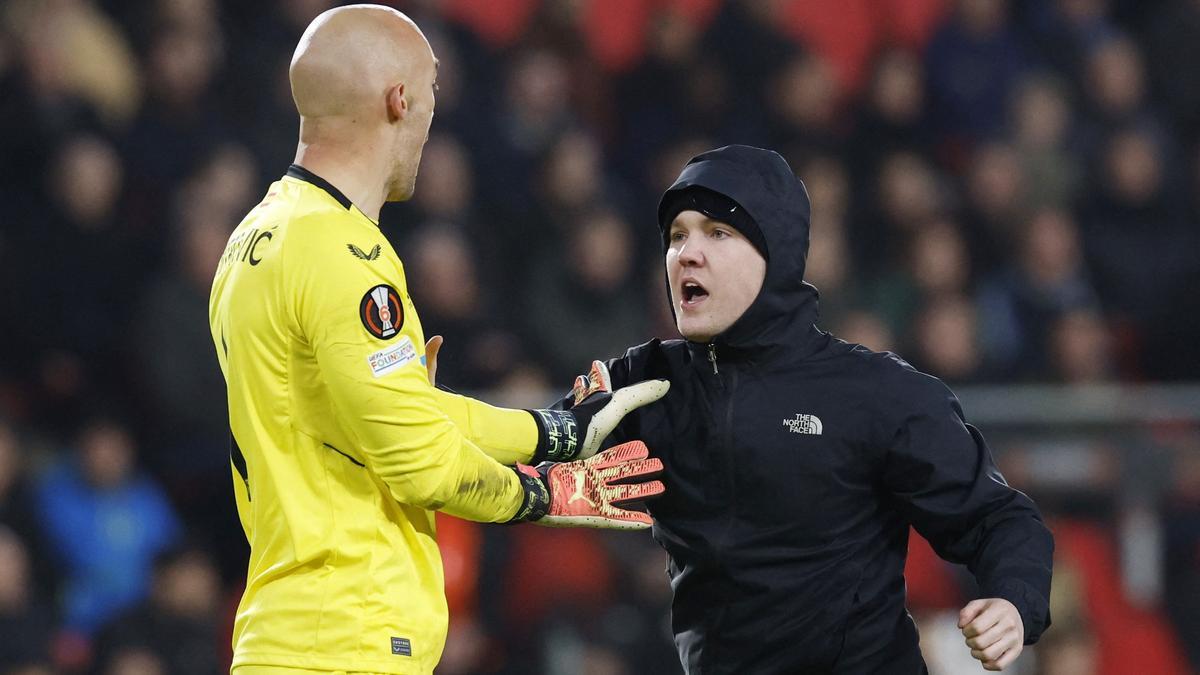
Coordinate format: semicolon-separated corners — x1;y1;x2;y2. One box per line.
359;284;404;339
783;413;823;435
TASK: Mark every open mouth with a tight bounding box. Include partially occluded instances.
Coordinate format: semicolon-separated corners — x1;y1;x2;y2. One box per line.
681;281;709;307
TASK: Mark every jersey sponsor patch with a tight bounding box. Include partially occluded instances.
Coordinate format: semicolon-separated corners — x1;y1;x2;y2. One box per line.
360;284;404;339
367;336;418;377
391;636;412;656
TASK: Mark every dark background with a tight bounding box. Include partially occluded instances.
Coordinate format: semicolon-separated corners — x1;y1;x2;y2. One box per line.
1;0;1199;673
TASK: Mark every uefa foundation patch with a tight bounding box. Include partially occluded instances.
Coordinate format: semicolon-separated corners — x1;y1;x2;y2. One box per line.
367;336;418;377
360;284;403;339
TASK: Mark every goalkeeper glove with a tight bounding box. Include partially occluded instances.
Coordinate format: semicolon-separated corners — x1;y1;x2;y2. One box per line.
528;361;668;463
508;440;664;530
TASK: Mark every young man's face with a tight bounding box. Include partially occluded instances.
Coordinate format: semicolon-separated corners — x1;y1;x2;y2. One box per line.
666;209;766;343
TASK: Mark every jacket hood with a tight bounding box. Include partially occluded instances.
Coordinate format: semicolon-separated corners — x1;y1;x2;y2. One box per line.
657;144;823;360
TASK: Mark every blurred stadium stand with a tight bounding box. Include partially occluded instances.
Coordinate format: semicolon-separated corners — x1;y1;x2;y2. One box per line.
1;0;1199;673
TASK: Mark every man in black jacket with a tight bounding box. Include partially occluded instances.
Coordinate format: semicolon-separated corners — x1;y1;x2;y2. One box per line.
562;145;1053;673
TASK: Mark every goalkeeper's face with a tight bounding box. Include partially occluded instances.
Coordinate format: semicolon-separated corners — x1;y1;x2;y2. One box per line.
385;40;439;202
666;210;766;343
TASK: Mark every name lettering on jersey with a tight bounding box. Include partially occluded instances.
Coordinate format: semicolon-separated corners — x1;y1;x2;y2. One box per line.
347;243;382;260
783;413;823;435
367;336;418;378
359;284;404;339
218;226;277;271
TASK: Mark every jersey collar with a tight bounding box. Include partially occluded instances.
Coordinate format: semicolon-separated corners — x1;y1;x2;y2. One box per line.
286;164;353;210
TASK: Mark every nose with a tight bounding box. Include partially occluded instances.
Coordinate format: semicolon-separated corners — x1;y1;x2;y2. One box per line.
676;238;703;267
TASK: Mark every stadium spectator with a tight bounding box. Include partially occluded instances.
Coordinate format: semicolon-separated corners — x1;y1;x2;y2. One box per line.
524;208;649;382
962;140;1029;273
976;208;1100;379
1080;124;1195;359
1047;309;1116;384
1145;0;1200;143
925;0;1028;153
864;219;973;345
0;526;55;671
764;51;843;155
0;419;55;594
14;134;139;430
94;545;223;675
407;225;523;391
854;149;946;272
910;294;987;385
1009;72;1083;210
847;48;932;185
33;416;182;634
100;645;167;675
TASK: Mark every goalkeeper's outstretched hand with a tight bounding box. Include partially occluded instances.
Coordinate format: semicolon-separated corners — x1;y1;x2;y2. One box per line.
508;441;664;530
529;361;669;462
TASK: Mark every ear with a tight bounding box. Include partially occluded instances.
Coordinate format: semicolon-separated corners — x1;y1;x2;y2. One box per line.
386;83;407;123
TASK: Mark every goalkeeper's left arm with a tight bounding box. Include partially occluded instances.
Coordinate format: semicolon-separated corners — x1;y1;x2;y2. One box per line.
424;336;667;465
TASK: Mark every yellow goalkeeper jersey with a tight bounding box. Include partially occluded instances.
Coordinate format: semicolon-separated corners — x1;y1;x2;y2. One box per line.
209;165;537;674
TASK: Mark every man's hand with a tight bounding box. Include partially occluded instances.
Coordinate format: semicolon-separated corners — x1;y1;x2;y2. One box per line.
425;335;443;386
959;598;1024;671
529;361;669;463
508;440;664;530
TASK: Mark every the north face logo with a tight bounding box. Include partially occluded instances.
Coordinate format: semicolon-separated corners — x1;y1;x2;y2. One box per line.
783;414;822;435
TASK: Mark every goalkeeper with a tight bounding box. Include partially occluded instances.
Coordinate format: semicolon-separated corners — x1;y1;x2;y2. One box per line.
208;6;667;674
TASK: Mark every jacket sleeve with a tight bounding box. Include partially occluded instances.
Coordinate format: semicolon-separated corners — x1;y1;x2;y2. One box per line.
427;387;539;466
286;226;524;523
882;369;1054;644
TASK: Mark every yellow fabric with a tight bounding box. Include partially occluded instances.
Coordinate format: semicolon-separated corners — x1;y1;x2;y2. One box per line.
232;662;384;667
427;388;537;466
209;175;534;674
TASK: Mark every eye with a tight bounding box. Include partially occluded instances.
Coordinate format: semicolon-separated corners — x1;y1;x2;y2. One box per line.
669;231;687;242
711;228;730;239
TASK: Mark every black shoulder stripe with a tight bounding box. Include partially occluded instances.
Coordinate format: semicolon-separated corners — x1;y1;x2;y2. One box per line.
230;431;250;500
323;442;366;468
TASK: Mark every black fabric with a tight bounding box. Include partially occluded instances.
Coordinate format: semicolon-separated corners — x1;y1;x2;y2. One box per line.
527;408;581;463
508;466;550;523
658;186;769;261
286;163;353;209
555;145;1054;674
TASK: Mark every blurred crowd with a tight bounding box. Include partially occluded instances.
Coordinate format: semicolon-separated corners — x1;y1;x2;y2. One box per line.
1;0;1200;673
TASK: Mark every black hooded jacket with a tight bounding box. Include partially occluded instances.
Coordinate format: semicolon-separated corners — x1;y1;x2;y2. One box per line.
567;146;1054;674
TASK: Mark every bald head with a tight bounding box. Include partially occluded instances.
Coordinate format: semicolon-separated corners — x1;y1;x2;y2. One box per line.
289;5;439;206
290;5;432;118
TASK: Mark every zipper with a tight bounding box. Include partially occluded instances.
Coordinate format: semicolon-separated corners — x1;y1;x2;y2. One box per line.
707;342;719;375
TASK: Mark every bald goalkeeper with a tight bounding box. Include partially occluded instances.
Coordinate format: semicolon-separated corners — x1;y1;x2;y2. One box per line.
209;6;668;673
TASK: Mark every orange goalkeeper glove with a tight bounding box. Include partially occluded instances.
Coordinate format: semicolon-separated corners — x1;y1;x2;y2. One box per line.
509;440;664;530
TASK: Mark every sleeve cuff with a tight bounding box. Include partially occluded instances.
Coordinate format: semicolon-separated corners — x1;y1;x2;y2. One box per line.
987;577;1052;645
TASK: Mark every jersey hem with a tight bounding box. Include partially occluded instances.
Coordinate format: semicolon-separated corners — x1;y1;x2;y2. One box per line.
232;651;429;675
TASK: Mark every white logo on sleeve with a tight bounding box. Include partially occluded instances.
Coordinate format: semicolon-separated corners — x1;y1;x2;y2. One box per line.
367;336;418;377
783;414;822;435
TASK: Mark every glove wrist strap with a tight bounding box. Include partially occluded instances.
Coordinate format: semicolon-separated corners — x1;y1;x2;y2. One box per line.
508;464;550;523
527;409;579;463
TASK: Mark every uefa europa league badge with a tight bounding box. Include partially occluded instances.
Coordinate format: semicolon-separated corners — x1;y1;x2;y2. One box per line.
360;284;404;339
